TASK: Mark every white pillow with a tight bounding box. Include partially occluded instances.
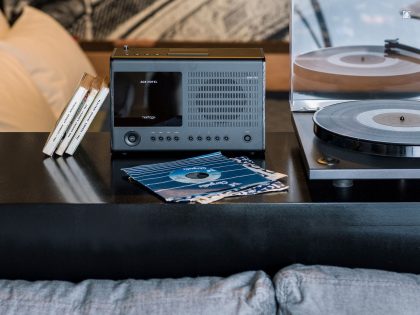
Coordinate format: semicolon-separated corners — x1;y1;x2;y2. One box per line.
0;51;55;131
0;11;9;37
0;6;96;118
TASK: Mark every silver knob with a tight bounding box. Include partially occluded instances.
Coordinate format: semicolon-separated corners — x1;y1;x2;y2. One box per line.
123;45;128;51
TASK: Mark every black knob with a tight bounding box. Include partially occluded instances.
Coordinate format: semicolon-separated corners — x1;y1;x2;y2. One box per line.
244;135;252;142
124;131;140;146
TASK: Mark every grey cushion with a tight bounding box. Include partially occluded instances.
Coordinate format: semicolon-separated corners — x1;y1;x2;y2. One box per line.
274;264;420;315
0;270;275;315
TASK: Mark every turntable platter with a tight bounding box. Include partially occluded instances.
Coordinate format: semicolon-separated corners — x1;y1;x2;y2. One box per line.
294;46;420;93
313;100;420;157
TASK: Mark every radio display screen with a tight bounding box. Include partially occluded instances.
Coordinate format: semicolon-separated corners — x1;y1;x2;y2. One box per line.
113;72;182;127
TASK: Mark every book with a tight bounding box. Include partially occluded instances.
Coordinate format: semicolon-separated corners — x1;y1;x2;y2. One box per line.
65;80;109;155
55;77;103;156
42;73;95;156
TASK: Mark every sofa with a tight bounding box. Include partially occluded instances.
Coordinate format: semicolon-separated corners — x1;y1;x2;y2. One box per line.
2;264;420;315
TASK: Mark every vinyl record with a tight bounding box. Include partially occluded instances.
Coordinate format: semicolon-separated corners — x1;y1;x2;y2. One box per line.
313;100;420;157
293;46;420;93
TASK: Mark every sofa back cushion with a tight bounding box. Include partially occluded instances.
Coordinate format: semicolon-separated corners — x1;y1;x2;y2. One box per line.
0;51;55;131
0;6;96;118
0;270;275;315
0;11;8;37
274;264;420;315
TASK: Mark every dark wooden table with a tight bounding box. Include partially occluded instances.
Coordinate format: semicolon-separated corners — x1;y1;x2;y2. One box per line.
2;129;420;282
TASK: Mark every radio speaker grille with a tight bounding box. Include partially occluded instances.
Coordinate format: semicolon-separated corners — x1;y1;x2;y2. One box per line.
187;72;261;128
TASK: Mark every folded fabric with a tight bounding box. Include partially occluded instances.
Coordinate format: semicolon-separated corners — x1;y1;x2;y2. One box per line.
274;264;420;315
0;270;275;315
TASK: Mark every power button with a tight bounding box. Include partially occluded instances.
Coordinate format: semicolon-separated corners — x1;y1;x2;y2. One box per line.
124;131;141;146
244;135;252;142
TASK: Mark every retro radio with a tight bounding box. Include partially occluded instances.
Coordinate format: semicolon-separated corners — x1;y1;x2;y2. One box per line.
110;47;265;151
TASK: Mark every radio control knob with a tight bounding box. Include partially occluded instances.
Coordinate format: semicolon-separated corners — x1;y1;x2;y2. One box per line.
244;135;252;142
124;131;140;146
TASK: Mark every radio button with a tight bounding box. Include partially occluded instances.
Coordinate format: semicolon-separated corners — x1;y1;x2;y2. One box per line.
124;131;140;146
244;135;252;142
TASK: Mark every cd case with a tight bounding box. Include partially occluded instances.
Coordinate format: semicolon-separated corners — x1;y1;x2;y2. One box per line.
121;152;286;202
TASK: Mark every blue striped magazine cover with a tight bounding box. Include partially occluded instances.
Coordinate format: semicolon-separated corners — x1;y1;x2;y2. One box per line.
121;152;272;202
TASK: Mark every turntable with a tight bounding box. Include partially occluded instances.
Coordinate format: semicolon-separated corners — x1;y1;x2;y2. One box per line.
290;0;420;187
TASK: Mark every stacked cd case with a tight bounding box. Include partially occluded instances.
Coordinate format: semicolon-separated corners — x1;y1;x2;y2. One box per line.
42;73;109;157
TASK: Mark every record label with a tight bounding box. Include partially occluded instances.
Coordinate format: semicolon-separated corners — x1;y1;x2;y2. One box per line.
169;167;221;184
356;109;420;132
327;51;399;69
